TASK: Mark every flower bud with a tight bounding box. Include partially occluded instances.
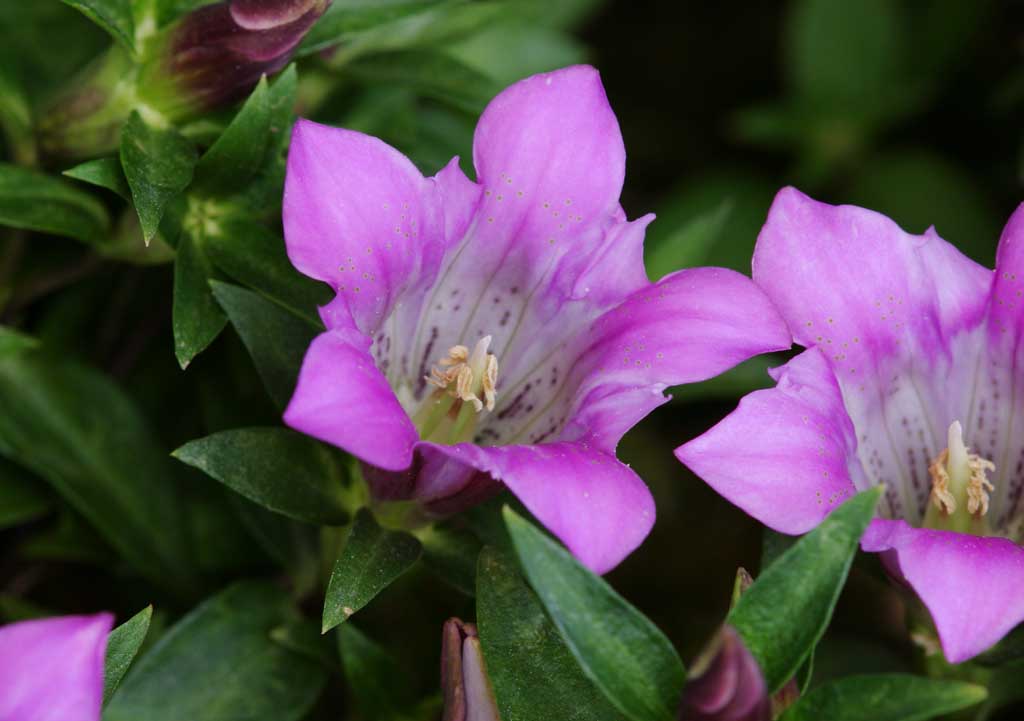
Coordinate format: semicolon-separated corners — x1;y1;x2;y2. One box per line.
137;0;329;120
39;0;328;159
441;618;501;721
677;626;771;721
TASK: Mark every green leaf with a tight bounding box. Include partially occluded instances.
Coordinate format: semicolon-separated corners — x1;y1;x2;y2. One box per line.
778;674;986;721
644;199;732;279
61;0;135;53
172;427;352;526
504;508;684;721
761;527;799;571
191;77;274;196
120;112;197;243
0;162;109;244
63;156;130;200
0;343;194;591
727;487;883;693
206;222;330;327
476;547;624;721
232;66;299;212
0;459;50;530
173;229;227;368
322;508;422;633
104;582;327;721
337;623;420;721
210;281;320;408
104;605;153;704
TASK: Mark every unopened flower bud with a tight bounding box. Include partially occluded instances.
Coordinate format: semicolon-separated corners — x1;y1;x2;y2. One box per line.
441;618;501;721
39;0;328;159
678;626;770;721
138;0;329;120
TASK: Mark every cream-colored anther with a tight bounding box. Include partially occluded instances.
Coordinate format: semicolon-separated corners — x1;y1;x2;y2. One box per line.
425;336;498;414
928;421;995;518
966;455;996;516
928;448;956;515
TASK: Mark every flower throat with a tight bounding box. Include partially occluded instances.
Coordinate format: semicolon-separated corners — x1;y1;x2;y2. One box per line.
412;336;499;445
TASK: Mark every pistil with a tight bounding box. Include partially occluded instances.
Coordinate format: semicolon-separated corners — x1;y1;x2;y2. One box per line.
412;336;499;445
923;421;995;534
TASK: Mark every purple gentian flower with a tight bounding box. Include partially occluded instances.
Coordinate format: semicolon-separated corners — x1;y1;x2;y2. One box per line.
281;65;790;572
677;188;1024;662
0;613;113;721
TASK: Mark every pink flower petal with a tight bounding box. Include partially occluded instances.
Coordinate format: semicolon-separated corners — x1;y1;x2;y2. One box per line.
284;327;419;471
677;349;863;534
863;519;1024;663
0;613;113;721
427;441;655;574
283;119;447;335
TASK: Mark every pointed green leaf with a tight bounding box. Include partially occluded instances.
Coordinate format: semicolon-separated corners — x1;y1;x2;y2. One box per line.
120;112;197;242
191;77;273;196
322;508;422;633
0;342;195;591
0;162;109;244
233;66;299;211
173;427;352;526
210;281;319;408
61;0;135;53
476;547;624;721
104;605;153;703
104;582;327;721
64;156;130;200
728;487;883;692
173;230;227;368
778;674;986;721
504;508;684;721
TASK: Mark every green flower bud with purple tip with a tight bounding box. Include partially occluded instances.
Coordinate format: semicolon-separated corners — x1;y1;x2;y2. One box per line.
137;0;328;121
441;618;500;721
39;0;328;158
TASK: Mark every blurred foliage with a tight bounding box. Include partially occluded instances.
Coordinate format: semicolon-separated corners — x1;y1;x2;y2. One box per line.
0;0;1022;719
